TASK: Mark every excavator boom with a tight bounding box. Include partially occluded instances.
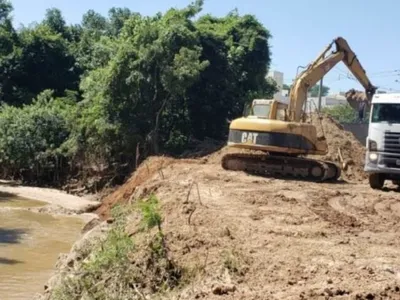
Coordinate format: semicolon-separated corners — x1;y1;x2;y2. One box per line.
288;37;377;122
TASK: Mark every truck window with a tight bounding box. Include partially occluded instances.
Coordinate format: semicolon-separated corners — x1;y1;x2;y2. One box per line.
371;103;400;123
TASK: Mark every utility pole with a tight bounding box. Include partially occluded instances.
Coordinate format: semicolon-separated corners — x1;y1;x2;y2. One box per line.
318;76;323;112
296;65;308;113
317;54;325;112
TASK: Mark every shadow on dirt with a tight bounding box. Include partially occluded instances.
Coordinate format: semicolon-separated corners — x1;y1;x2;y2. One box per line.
179;138;225;159
243;171;350;185
381;186;400;193
0;191;18;202
0;228;28;244
0;180;20;187
0;257;23;265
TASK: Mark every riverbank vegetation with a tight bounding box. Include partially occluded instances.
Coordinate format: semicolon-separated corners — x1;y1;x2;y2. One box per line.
52;195;185;299
0;0;276;190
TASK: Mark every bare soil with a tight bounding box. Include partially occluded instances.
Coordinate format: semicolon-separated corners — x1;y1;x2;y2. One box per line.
83;115;400;299
92;163;400;298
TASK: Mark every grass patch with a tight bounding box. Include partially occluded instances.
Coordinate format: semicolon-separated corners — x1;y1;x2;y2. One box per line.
52;194;182;300
221;248;249;277
137;194;162;231
83;228;134;273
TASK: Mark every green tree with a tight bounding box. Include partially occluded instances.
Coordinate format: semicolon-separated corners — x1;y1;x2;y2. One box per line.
0;90;75;183
0;0;17;56
0;0;12;23
73;1;275;160
0;25;81;105
81;9;107;31
187;9;274;139
107;7;134;36
73;1;210;162
322;103;367;123
43;8;66;36
0;1;276;186
309;84;330;97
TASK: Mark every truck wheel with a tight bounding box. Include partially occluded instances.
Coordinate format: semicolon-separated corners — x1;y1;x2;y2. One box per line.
369;173;385;189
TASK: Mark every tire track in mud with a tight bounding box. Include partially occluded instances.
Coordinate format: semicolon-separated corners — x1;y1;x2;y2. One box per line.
309;195;362;228
222;173;400;234
310;190;400;232
373;197;400;222
265;188;362;229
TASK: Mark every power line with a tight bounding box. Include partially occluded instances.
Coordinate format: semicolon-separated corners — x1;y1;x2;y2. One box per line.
369;69;400;75
286;67;400;90
336;67;400;80
370;73;400;79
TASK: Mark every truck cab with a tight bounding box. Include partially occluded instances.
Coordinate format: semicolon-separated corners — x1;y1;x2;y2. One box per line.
364;93;400;189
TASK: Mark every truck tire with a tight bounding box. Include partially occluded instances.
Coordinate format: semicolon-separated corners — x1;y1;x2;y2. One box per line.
369;173;385;190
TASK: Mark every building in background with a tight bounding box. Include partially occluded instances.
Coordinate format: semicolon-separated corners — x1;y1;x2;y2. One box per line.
267;70;288;104
305;92;348;112
267;69;353;112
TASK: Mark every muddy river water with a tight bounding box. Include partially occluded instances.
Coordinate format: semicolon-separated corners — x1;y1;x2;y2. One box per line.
0;194;84;300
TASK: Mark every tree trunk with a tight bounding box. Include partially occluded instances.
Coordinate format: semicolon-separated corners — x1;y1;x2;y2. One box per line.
153;96;168;154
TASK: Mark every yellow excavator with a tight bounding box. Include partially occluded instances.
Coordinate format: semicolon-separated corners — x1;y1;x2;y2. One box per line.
221;37;377;182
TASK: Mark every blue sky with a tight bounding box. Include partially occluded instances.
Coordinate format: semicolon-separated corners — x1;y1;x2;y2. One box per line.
9;0;400;94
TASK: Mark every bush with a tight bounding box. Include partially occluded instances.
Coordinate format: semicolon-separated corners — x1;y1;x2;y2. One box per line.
0;90;75;183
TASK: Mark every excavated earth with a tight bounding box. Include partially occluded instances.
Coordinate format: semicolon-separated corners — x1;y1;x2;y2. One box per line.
307;113;368;183
93;159;400;299
42;115;400;300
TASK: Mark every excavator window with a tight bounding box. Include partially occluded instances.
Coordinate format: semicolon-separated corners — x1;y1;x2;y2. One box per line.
252;104;271;118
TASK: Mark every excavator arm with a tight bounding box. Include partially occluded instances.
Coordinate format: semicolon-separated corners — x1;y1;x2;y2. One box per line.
288;37;377;122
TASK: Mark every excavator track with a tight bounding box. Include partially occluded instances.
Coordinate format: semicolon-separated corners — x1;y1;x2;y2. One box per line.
221;152;341;182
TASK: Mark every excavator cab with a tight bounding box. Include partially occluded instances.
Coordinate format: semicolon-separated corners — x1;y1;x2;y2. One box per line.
244;99;288;121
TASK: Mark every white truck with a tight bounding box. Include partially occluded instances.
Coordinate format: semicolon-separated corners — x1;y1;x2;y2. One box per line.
364;92;400;189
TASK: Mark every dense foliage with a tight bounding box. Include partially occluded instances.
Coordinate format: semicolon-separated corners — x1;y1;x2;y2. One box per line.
0;0;277;187
322;103;368;124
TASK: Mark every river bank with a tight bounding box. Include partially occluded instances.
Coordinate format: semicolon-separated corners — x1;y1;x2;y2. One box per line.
0;180;101;222
0;181;103;300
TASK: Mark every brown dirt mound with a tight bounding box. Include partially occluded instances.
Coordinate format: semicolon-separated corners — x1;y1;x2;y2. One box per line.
92;159;400;299
95;156;200;219
308;113;367;182
77;116;400;299
97;112;367;220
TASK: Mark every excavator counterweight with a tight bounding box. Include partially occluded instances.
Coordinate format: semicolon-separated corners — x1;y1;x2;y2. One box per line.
221;37;376;182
